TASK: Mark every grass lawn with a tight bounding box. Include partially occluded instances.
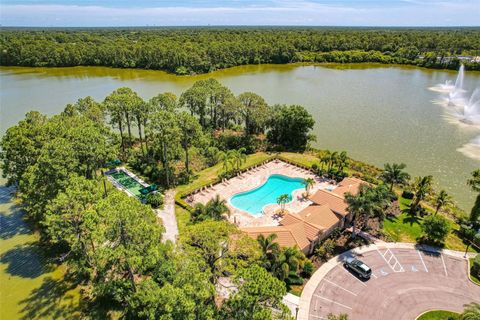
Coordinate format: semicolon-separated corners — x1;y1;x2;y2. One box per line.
176;152;273;195
175;205;191;234
383;197;478;252
417;310;460;320
469;258;480;285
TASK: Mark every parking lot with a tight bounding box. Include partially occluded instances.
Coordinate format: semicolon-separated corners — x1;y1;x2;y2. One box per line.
306;246;480;320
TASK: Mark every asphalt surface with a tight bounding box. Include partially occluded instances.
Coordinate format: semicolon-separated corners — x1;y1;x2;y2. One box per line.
308;247;480;320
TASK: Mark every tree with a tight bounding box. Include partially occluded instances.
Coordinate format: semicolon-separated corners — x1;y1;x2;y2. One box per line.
180;82;209;128
192;195;230;222
267;104;315;151
257;234;280;270
177;111;202;173
272;246;306;282
421;214;450;244
147;110;181;187
468;169;480;223
180;221;243;284
461;302;480;320
410;175;433;214
220;264;290;320
434;190;452;214
231;148;247;171
302;178;315;196
92;191;164;303
277;194;290;214
345;184;381;236
104;87;143;150
0;111;48;186
463;227;477;257
218;150;233;174
336;151;349;172
44;175;102;274
149;92;177;112
238;92;269;134
381;163;410;191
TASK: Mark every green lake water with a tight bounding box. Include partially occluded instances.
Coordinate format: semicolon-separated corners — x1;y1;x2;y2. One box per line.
0;178;81;319
1;63;480;318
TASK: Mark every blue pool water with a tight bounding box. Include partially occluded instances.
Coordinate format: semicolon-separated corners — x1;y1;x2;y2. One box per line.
230;174;304;216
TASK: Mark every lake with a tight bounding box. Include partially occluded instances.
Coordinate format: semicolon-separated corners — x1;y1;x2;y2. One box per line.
1;63;479;211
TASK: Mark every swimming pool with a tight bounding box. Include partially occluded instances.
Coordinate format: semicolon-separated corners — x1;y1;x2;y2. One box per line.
230;174;305;216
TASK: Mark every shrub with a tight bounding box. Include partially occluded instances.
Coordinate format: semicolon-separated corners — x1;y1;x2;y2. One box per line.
302;260;314;278
315;238;336;261
285;272;304;285
146;192;164;209
421;214;450;244
473;254;480;278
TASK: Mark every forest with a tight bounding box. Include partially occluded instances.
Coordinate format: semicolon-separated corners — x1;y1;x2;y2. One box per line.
1;27;480;74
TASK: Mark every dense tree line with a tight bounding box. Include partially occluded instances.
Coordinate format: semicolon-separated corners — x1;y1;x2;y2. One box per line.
0;79;316;318
1;27;480;73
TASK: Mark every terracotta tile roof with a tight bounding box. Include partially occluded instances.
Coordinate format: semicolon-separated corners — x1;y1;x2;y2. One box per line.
297;205;341;230
308;189;349;216
332;177;366;197
240;224;310;251
281;212;323;241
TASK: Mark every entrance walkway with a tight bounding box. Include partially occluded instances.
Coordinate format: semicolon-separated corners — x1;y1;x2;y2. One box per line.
155;190;179;243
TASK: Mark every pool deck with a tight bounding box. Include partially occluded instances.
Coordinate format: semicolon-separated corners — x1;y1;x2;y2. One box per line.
187;160;337;228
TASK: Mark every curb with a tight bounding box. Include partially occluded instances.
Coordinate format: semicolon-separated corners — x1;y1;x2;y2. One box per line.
297;242;472;320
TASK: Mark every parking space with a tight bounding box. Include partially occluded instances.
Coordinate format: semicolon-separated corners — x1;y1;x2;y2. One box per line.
308;247;480;320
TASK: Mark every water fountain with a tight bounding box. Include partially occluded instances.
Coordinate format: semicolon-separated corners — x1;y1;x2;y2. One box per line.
430;65;480;161
429;64;464;94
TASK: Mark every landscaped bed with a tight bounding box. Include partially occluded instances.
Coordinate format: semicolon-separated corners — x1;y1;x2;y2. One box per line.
417;310;460;320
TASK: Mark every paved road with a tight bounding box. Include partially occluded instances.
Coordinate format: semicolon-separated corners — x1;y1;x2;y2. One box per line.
300;244;480;320
155;190;179;243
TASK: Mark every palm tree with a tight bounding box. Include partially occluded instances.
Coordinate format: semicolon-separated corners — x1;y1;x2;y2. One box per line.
318;150;331;170
217;151;232;174
345;185;380;236
410;175;433;214
328;151;339;171
273;247;305;281
257;234;280;270
277;194;290;214
231;148;247;171
461;302;480;320
336;151;349;172
205;195;230;220
381;163;410;191
302;178;315;196
434;190;452;214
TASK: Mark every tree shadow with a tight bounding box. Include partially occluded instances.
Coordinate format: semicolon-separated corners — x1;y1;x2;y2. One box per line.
19;275;81;320
403;213;421;226
0;243;55;278
0;206;31;240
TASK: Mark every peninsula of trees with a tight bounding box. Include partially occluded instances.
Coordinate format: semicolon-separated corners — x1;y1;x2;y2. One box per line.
1;27;479;74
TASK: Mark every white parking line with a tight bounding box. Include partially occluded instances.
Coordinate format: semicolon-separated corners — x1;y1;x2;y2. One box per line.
309;314;326;319
323;279;358;296
377;248;404;272
341;266;367;287
440;254;448;277
314;295;352;310
417;250;429;272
